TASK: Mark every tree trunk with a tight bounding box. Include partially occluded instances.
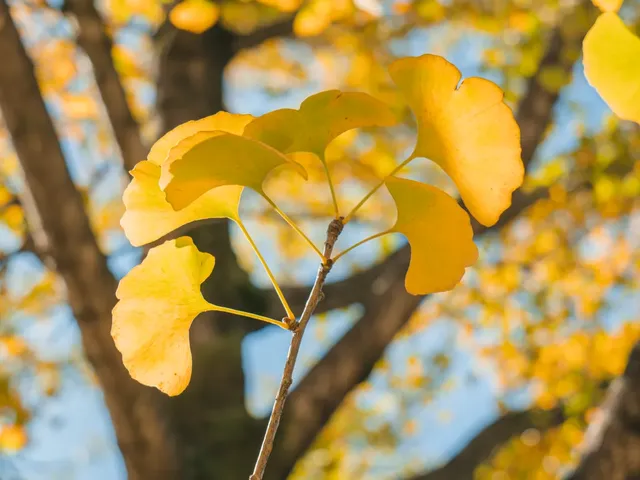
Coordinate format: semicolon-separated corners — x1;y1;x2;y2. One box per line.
0;3;178;479
156;24;272;478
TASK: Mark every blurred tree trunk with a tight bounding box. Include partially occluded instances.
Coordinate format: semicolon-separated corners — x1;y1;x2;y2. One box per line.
0;2;178;479
154;25;271;479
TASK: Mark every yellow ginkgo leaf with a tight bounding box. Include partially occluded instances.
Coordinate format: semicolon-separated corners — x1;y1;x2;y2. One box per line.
592;0;623;12
161;132;308;210
389;54;523;227
386;176;478;294
243;109;300;153
583;13;640;124
169;0;220;34
121;161;242;247
244;90;397;158
112;237;215;396
148;111;254;166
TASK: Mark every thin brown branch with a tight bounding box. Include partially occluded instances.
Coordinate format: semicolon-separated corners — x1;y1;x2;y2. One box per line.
63;0;147;172
267;247;394;317
249;218;344;480
0;2;177;478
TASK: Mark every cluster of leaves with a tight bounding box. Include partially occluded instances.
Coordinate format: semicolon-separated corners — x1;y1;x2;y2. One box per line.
279;1;640;473
476;323;639;479
163;0;571;41
112;53;524;396
477;418;586;480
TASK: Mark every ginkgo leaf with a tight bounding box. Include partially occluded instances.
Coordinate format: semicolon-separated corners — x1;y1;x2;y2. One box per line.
389;54;523;227
386;176;478;295
111;237;215;396
583;13;640;124
243;90;397;159
121;161;242;247
161;132;308;210
148;111;254;166
243;109;300;153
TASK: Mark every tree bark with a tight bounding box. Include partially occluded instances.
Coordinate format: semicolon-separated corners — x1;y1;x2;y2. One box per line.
155;24;272;479
0;3;178;479
63;0;147;171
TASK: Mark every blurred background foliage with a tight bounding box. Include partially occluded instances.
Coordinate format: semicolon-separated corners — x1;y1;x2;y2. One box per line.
0;0;639;479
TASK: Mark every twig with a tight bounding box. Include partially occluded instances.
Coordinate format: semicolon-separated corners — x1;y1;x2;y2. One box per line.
249;217;344;480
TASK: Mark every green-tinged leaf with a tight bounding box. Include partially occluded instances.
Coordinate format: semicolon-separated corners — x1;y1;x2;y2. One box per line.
160;132;308;210
243;90;397;158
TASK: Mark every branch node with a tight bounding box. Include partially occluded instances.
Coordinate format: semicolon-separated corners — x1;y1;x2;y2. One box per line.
283;317;298;332
323;258;334;272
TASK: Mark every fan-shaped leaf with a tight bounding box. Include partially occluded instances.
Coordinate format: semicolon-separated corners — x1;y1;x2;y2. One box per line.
583;13;640;124
386;176;478;294
243;90;397;158
389;54;523;227
111;237;215;396
121;161;242;247
148;111;254;166
160;132;308;210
